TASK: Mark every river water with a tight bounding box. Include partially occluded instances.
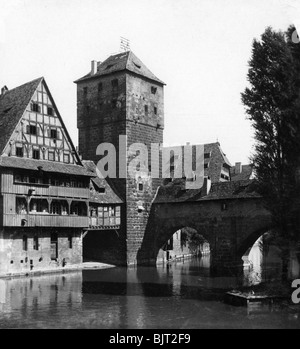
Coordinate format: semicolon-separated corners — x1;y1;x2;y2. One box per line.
0;249;299;329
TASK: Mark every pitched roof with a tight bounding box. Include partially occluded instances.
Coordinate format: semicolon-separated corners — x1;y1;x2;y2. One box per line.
204;142;232;167
0;77;42;154
231;164;253;181
74;51;165;85
0;156;93;177
154;178;261;204
82;160;123;204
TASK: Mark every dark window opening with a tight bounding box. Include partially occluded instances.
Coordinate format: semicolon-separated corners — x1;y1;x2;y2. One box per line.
204;163;209;169
221;202;228;211
31;103;40;113
29;125;37;135
98;82;103;92
23;235;28;251
68;235;73;249
47;107;53;116
154;107;157;115
111;100;117;109
50;129;57;139
16;146;23;157
32;149;40;160
204;152;211;159
33;235;39;250
83;87;88;96
151;86;157;94
138;183;143;191
111;79;118;88
144;105;148;113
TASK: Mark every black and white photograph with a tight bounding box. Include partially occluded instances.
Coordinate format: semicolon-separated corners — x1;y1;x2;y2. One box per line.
0;0;300;331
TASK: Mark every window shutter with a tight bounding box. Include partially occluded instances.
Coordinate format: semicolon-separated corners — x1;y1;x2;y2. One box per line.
57;130;61;140
38;105;41;113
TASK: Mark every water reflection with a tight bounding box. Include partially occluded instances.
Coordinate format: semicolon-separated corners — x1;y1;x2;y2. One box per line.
0;255;298;328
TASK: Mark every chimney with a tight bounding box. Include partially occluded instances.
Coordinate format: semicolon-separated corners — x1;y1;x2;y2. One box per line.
91;60;98;75
235;162;242;174
1;85;8;96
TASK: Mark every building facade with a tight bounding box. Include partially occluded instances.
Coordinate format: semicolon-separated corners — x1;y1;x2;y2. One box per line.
0;78;94;276
75;51;165;265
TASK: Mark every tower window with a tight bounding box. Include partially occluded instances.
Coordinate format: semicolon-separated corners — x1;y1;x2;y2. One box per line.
154;107;157;115
111;79;118;88
32;149;40;160
68;235;73;249
83;87;88;96
151;86;157;94
16;146;23;157
33;235;39;250
204;152;211;159
23;235;28;251
98;82;103;92
138;183;143;191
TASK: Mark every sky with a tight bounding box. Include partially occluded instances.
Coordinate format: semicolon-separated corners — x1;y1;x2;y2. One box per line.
0;0;299;165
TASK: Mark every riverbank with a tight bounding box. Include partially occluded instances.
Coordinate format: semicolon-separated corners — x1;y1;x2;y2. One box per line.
0;261;116;279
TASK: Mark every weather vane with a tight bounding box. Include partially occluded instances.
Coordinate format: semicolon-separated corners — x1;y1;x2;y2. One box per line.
120;37;130;52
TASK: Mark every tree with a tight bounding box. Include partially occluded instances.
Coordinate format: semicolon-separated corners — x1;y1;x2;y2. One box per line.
241;26;300;280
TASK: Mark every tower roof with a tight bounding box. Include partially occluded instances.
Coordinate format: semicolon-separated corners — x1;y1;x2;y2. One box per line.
74;51;165;85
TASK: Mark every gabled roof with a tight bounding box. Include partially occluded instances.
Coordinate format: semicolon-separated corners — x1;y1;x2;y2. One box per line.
205;142;232;167
231;164;253;181
0;77;42;154
74;51;165;85
82;160;123;204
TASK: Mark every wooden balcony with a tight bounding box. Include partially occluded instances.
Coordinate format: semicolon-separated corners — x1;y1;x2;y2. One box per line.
3;213;89;228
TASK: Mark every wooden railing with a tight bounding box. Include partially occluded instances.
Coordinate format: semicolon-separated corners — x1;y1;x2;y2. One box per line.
3;213;89;228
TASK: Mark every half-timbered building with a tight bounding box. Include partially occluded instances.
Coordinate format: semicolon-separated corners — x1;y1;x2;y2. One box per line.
0;77;94;275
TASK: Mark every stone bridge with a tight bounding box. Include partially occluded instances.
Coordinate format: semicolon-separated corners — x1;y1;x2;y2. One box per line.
137;179;272;275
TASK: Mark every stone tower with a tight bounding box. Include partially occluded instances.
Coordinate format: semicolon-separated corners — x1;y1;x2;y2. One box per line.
75;51;165;265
